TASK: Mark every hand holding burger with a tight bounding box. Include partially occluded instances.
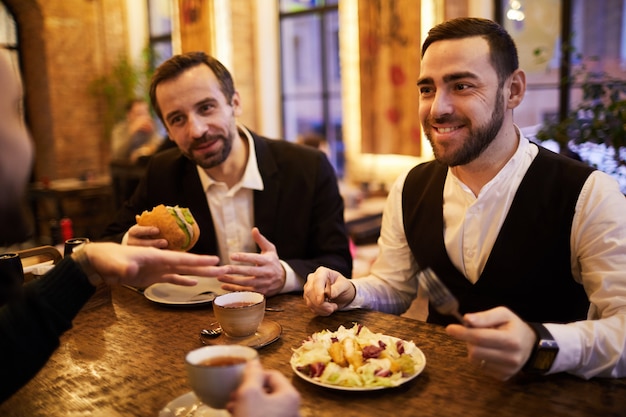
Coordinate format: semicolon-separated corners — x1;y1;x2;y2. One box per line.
134;204;200;251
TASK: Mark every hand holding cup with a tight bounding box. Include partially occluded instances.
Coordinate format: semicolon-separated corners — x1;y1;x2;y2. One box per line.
185;345;258;409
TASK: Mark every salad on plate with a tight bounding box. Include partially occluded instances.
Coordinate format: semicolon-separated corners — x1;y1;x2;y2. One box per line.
290;323;426;390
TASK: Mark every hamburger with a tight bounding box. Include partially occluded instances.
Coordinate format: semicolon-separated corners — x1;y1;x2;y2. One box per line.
135;204;200;251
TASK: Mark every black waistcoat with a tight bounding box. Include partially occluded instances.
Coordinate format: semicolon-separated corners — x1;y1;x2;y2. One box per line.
402;145;594;325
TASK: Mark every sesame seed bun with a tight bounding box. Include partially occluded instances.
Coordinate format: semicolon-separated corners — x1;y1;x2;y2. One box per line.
135;204;200;251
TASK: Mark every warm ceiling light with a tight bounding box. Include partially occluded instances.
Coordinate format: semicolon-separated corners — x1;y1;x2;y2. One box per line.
506;0;525;21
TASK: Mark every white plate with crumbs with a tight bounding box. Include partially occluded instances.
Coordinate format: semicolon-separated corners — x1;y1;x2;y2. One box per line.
145;277;229;306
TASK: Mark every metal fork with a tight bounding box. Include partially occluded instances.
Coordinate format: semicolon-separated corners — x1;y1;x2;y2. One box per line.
419;267;467;325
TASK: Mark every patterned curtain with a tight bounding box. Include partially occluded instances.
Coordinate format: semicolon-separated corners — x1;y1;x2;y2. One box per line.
179;0;214;54
359;0;422;156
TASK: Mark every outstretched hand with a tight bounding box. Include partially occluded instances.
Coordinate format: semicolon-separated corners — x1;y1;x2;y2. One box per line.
220;228;286;296
78;242;229;288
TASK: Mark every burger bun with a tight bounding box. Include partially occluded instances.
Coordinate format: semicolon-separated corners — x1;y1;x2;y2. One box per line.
135;204;200;251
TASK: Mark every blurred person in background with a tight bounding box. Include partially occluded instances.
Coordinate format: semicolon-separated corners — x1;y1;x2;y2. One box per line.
110;98;163;164
297;132;330;159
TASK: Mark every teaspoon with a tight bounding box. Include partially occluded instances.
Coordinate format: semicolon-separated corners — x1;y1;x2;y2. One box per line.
200;328;222;337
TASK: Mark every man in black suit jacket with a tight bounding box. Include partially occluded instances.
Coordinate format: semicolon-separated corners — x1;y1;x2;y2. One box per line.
101;52;351;296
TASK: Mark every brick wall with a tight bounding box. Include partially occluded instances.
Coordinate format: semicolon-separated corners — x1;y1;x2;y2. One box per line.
4;0;128;242
230;0;258;131
6;0;127;181
7;0;261;180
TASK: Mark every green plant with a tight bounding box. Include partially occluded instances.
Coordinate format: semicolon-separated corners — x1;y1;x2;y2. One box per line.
89;47;156;144
536;54;626;166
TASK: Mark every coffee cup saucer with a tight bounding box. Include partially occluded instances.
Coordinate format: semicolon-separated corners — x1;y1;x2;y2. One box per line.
199;319;282;349
159;391;229;417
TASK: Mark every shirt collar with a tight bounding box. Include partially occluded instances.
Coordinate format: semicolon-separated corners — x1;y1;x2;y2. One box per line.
448;125;529;197
196;124;265;192
489;125;528;185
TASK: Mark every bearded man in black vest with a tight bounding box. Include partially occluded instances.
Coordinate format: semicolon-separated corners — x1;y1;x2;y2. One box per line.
304;17;626;381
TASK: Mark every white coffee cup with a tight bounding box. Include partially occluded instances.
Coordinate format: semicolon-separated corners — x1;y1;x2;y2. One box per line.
213;291;266;337
185;345;258;409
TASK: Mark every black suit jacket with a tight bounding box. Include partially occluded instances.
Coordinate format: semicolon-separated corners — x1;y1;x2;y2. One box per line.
101;130;352;280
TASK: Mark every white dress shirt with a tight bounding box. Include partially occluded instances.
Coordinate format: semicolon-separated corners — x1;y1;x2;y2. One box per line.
196;126;301;293
348;133;626;379
123;126;301;293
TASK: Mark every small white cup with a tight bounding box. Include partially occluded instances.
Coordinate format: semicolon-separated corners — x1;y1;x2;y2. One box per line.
185;345;258;409
213;291;265;337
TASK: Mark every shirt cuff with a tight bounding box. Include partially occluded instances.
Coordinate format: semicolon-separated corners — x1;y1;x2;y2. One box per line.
544;323;581;374
279;260;303;293
341;279;366;310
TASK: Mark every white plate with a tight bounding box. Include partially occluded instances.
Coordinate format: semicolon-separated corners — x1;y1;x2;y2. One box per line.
145;277;229;306
159;391;230;417
290;330;426;391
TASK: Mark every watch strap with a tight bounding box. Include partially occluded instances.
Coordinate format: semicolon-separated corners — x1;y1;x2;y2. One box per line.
523;322;559;374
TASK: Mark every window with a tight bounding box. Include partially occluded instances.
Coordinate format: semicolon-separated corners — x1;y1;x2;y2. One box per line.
279;0;344;176
147;0;173;67
496;0;626;128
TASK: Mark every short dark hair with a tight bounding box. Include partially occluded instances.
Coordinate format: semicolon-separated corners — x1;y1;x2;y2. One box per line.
422;17;519;87
149;51;236;123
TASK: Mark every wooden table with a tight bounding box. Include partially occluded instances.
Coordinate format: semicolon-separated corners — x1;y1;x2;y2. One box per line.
29;177;113;218
28;177;115;240
2;289;625;416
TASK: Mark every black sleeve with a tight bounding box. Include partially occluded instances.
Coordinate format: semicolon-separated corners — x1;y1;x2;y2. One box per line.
0;257;95;402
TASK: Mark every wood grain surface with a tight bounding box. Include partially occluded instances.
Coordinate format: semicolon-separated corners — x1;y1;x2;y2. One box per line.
2;288;625;416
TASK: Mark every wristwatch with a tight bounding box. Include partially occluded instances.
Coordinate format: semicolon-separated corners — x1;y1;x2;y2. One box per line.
522;322;559;374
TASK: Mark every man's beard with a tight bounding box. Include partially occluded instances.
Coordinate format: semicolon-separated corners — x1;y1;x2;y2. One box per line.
425;93;505;167
183;131;234;169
